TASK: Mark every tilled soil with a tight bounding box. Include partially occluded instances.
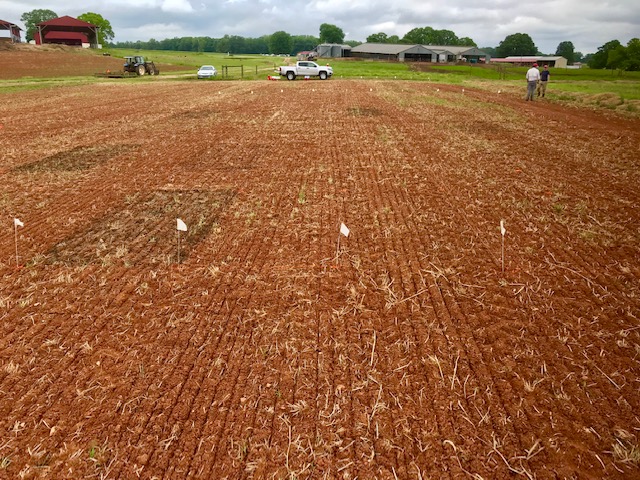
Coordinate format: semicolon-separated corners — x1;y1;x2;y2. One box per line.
0;43;185;78
0;78;639;479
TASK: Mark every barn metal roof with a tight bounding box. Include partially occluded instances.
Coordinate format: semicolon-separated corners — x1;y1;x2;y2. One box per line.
35;15;99;46
352;43;488;57
492;56;566;63
351;43;435;55
505;56;564;61
425;45;480;55
36;15;97;28
0;19;22;30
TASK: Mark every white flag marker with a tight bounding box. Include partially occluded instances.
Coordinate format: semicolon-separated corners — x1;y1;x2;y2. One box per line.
500;219;506;273
14;218;24;267
176;218;187;264
336;222;350;263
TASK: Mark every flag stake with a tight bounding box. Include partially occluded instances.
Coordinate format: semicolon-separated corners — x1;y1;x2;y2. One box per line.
500;220;506;273
15;222;19;267
336;222;350;263
176;218;188;264
177;230;181;264
501;234;504;273
13;218;24;267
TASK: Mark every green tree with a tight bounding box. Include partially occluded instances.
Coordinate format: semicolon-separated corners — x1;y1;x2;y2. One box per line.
20;9;58;41
588;40;622;69
433;29;458;45
178;36;195;51
217;35;246;53
401;27;469;45
496;33;537;57
367;32;388;43
607;44;628;70
625;38;640;71
292;35;319;54
555;41;575;64
78;12;114;45
480;46;498;57
196;37;207;52
458;37;477;47
403;27;435;44
319;23;344;44
246;36;269;54
269;31;293;55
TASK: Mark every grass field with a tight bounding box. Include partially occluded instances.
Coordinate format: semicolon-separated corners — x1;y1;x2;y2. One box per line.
62;48;640;113
2;45;640;113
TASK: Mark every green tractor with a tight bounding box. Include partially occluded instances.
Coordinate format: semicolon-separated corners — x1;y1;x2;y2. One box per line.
123;56;159;76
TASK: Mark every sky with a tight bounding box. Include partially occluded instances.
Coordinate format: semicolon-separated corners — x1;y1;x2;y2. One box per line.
1;0;639;54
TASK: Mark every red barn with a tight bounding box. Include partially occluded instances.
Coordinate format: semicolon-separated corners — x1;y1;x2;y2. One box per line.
35;16;99;48
0;19;22;43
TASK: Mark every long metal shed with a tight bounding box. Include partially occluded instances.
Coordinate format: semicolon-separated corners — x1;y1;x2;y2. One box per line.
426;45;490;63
350;43;489;63
350;43;436;62
492;56;567;68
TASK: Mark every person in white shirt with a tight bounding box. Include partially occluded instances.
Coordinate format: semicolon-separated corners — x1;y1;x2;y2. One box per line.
525;63;541;101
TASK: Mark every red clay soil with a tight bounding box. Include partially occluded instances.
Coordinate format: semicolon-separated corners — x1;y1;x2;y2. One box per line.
0;43;184;78
0;74;639;479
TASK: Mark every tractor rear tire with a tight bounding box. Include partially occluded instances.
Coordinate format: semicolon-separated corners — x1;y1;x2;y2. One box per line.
137;64;146;76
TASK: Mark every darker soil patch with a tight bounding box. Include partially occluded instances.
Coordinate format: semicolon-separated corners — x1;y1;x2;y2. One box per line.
15;145;130;172
46;188;236;266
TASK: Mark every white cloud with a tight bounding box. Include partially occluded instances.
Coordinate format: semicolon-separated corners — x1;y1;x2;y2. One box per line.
161;0;194;13
119;22;187;39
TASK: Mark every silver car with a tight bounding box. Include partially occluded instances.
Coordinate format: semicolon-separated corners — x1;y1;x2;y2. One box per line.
197;65;217;79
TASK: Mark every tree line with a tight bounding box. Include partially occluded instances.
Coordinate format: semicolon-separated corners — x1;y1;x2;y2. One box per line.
587;39;640;71
107;24;352;55
366;27;476;47
18;9;640;70
109;34;320;56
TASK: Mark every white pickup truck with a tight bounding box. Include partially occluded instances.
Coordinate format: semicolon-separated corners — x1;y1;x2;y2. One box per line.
278;61;333;81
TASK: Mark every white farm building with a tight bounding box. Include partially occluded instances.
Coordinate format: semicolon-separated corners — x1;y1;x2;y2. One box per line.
490;56;568;68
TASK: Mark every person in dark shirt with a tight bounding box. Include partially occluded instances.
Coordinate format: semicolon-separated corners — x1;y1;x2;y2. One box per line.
538;65;550;97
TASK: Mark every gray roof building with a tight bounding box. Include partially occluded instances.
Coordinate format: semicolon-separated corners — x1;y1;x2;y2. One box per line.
490;56;567;68
315;43;352;58
350;43;489;62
